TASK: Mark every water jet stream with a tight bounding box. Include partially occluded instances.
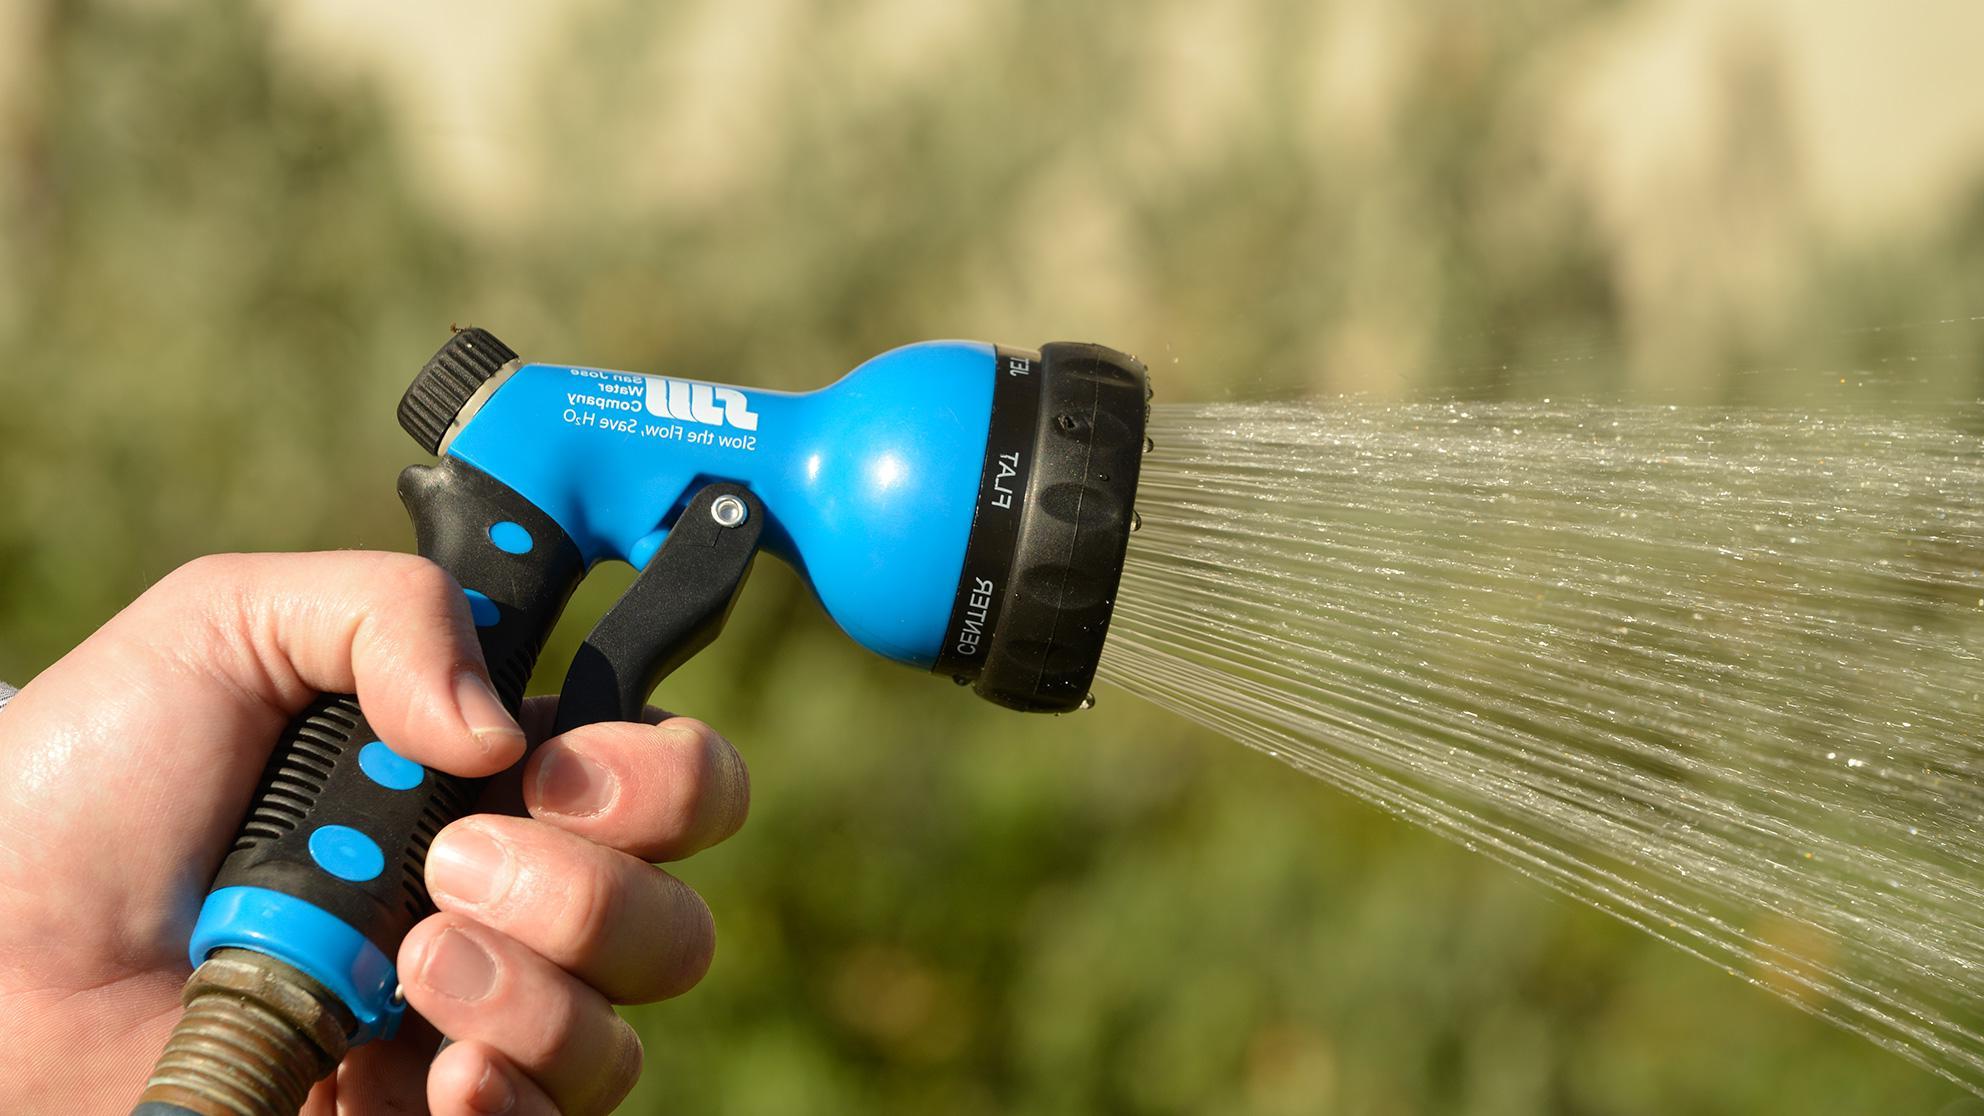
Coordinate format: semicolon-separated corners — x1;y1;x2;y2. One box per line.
1098;400;1984;1091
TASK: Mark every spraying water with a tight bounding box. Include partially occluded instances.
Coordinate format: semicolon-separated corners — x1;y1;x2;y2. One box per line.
1097;400;1984;1092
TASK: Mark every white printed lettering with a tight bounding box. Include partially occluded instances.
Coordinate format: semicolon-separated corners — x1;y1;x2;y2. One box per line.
955;577;997;655
991;452;1019;510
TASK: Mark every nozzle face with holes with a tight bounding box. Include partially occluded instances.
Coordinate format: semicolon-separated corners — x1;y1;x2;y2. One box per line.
932;343;1150;711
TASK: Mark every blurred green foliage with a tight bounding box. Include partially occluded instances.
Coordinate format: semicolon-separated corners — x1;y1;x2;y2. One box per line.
4;1;1984;1112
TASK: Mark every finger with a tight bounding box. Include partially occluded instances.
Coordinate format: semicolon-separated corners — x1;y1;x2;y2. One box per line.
480;698;675;818
429;1040;559;1116
522;715;749;861
425;815;716;1003
400;914;644;1114
469;694;553;817
145;551;526;775
318;1010;442;1113
516;696;668;742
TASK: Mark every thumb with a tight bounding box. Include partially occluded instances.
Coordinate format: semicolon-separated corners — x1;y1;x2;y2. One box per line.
0;552;526;966
139;551;529;776
10;551;525;787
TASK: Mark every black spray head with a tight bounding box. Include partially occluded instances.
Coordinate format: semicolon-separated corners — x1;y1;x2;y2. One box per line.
933;342;1150;712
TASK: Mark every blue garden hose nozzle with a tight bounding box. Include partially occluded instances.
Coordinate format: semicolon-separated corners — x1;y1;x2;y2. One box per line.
134;329;1150;1114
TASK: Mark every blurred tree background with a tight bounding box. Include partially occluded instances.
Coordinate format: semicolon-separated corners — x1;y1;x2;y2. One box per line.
4;1;1984;1112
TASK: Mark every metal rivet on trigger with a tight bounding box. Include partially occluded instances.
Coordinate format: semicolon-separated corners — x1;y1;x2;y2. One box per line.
710;495;749;528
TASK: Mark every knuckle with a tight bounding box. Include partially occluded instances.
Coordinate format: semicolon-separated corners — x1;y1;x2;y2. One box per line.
379;553;461;602
658;716;720;752
145;554;264;657
548;855;624;959
525;979;587;1065
352;555;474;659
686;887;717;965
538;1008;641;1114
598;1018;645;1108
718;740;751;828
154;552;254;602
654;722;748;846
665;730;721;803
595;871;711;1004
659;879;717;993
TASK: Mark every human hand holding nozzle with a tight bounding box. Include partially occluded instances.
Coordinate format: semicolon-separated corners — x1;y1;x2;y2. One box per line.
0;327;1145;1113
0;552;747;1113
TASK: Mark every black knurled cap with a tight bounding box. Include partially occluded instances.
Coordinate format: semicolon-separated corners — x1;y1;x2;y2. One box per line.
397;327;520;453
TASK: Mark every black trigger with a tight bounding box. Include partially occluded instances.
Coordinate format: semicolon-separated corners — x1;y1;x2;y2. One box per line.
552;484;765;735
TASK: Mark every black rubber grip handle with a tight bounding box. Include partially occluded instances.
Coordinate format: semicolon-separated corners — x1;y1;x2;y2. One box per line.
209;457;586;954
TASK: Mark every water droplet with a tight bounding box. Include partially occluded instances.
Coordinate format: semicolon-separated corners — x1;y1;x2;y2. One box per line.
1130;510;1143;533
1077;693;1097;711
1142;436;1156;454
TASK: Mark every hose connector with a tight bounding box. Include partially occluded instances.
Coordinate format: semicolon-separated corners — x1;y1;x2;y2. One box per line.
133;949;354;1116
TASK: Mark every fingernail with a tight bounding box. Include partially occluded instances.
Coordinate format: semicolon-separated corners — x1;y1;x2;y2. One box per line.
422;927;498;1002
428;825;513;908
535;746;619;817
454;671;525;761
467;1057;517;1114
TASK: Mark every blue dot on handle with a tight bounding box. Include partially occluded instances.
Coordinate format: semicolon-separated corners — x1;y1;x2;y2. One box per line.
309;825;385;883
358;740;425;791
488;521;534;555
463;589;500;627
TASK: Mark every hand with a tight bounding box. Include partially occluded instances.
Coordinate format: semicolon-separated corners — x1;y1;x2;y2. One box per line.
0;553;749;1114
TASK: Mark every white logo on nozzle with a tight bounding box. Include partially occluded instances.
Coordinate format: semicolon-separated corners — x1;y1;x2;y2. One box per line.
644;378;760;431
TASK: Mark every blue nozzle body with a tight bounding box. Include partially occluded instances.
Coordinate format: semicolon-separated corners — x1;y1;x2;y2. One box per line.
446;341;997;667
